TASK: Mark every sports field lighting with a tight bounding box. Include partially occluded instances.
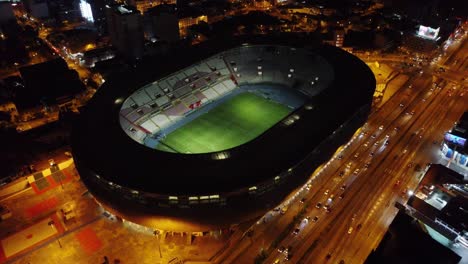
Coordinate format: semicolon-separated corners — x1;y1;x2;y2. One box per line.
114;98;124;105
212;151;230;160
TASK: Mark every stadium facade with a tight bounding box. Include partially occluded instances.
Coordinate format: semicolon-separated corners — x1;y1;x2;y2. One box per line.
72;35;376;232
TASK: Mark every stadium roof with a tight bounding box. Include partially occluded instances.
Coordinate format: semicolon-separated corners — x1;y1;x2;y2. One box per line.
72;34;375;196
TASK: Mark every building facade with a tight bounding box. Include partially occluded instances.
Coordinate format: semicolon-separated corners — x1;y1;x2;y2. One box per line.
106;5;144;60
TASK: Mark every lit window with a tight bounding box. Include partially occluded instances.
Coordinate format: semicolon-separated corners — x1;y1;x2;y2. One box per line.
249;186;257;191
168;196;178;200
209;195;219;199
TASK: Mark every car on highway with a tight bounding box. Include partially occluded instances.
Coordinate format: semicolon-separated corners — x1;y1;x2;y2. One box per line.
348;227;354;234
281;206;288;215
278;246;286;253
306;184;312;190
354;152;360;158
339;171;345;177
394;180;401;187
274;259;280;264
353;168;360;175
300;198;306;203
341;184;346;190
378;125;384;130
312;216;319;222
316;202;322;209
293;228;300;235
364;162;371;168
339;194;345;199
324;189;329;195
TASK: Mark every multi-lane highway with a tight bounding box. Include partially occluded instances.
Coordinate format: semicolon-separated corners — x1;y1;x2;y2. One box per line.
215;32;467;264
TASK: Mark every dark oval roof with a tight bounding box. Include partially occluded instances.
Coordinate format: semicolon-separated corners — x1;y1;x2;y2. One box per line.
72;35;376;196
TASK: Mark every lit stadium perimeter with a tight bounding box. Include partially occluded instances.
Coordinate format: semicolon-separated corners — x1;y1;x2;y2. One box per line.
72;35;376;232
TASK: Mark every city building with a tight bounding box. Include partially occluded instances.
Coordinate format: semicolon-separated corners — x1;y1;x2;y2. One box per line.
0;2;15;25
133;0;176;14
396;164;468;257
145;4;179;43
78;0;113;33
79;46;116;68
17;58;85;110
72;34;376;233
23;0;49;19
441;111;468;172
334;29;345;47
177;6;207;37
106;5;144;60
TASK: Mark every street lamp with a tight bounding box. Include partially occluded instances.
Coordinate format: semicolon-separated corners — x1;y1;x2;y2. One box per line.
48;220;62;248
153;230;162;258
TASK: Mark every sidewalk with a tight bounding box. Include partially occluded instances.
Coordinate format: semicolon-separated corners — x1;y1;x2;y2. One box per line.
0;213;64;264
1;161;232;264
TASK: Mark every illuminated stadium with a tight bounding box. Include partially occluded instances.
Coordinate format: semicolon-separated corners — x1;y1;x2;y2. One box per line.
72;35;376;232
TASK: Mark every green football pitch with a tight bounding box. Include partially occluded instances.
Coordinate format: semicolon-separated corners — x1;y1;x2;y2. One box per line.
156;92;291;153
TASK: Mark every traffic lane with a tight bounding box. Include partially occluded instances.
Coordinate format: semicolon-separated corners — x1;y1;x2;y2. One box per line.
338;81;460;263
302;79;456;262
